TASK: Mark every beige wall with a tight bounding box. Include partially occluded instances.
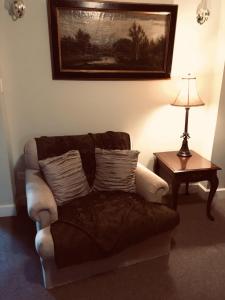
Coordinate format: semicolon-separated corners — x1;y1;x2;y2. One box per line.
0;0;225;208
0;90;14;209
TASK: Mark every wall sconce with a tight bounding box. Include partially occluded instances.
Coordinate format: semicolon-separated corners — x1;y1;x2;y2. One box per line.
8;0;26;21
196;0;210;25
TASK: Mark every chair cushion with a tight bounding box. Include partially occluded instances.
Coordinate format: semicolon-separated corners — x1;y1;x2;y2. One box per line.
93;148;139;192
35;131;130;186
39;150;91;206
50;191;180;268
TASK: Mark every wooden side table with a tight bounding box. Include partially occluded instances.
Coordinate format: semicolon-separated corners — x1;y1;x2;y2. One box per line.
153;151;221;221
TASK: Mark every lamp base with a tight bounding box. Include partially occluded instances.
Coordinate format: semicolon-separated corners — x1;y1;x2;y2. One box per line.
177;136;192;157
177;149;192;157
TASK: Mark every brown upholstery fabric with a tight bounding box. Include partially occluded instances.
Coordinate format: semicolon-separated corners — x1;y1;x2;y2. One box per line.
35;131;130;186
89;131;131;150
50;192;180;268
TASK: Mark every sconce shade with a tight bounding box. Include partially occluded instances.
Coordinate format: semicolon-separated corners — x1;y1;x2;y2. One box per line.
171;75;205;107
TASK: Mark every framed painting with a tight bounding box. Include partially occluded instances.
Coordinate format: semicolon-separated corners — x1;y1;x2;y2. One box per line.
47;0;178;80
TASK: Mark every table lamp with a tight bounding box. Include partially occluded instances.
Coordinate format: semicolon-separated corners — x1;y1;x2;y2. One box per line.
171;74;205;157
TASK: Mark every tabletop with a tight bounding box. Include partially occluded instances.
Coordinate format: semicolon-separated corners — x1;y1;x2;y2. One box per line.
154;151;221;173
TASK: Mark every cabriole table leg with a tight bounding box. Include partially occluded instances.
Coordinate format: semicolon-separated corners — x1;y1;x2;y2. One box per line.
207;174;219;221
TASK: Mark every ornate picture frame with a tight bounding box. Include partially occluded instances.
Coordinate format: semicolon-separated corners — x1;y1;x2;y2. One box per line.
48;0;178;80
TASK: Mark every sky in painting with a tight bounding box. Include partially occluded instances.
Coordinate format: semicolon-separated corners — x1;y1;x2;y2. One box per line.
58;8;167;46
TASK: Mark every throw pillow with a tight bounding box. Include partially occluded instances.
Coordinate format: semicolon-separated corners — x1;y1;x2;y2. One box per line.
93;148;139;192
39;150;91;206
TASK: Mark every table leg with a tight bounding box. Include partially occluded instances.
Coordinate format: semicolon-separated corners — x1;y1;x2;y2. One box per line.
207;174;219;221
153;158;159;174
185;182;189;195
171;181;180;210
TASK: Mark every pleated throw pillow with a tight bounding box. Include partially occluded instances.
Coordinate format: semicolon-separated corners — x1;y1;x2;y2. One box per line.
39;150;91;206
93;148;140;192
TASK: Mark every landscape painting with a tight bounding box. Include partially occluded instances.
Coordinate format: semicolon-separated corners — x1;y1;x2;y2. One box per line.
48;1;178;79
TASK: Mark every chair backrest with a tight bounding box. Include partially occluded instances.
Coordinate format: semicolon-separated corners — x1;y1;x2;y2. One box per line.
24;131;130;186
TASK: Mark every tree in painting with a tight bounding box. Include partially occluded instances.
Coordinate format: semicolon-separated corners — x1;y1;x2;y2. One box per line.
112;22;166;67
75;29;91;53
128;22;148;62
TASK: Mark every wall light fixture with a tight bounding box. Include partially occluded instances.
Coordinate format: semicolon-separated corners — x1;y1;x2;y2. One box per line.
196;0;210;25
8;0;26;21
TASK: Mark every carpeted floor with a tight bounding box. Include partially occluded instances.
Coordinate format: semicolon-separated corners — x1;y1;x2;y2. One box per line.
1;193;225;300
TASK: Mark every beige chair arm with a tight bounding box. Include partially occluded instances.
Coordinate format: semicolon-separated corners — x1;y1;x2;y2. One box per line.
26;169;58;228
135;163;169;203
35;226;54;259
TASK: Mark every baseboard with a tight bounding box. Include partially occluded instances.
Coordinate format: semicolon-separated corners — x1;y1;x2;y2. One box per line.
0;203;17;217
177;182;225;201
178;183;199;194
197;183;225;201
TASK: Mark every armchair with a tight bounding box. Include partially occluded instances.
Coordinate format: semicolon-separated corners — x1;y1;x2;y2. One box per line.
24;132;179;288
